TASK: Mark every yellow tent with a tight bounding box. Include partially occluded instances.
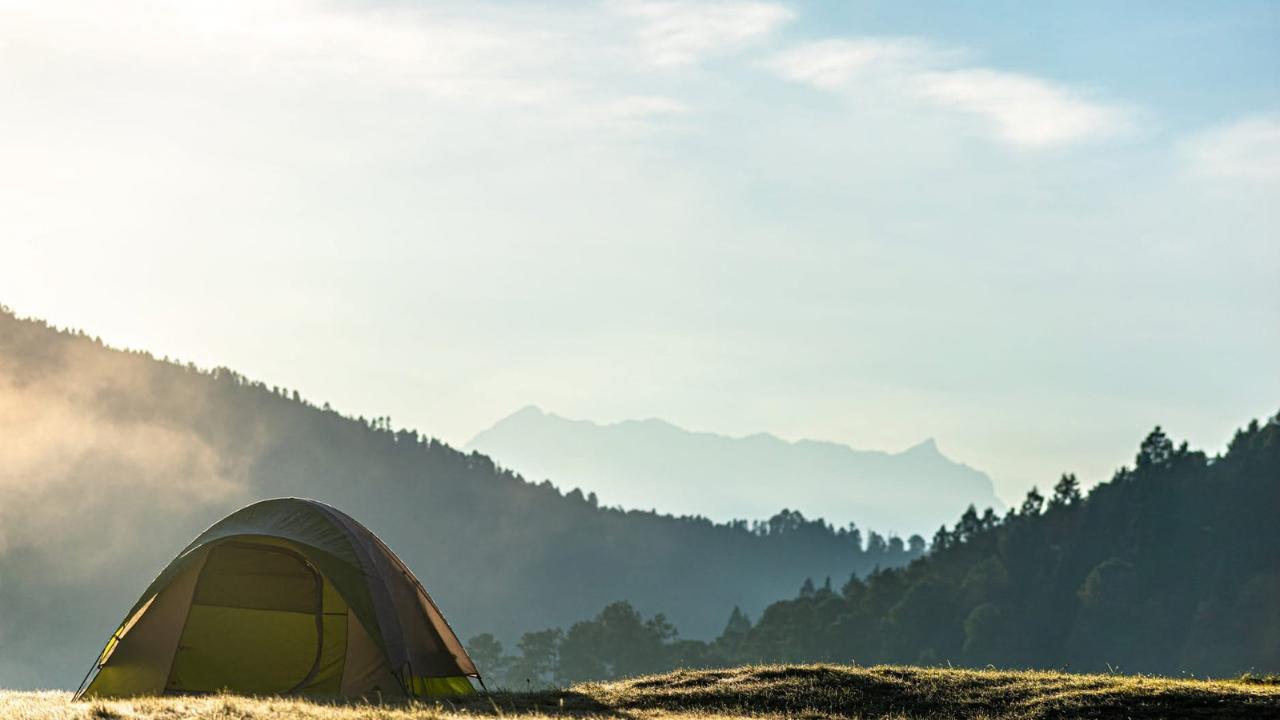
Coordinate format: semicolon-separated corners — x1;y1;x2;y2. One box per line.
77;498;479;699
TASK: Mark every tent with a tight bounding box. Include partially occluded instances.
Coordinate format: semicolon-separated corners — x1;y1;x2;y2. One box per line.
76;498;480;699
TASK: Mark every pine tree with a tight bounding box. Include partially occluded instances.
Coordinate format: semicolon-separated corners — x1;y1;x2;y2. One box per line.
1136;426;1174;469
932;525;953;551
800;577;816;597
1049;473;1081;509
956;505;981;541
1019;487;1045;517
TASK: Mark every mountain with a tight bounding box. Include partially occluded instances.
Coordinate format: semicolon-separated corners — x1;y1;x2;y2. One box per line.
462;416;1280;683
0;307;925;690
467;406;1002;537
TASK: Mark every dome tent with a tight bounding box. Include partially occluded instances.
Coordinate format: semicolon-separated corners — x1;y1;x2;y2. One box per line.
76;498;479;699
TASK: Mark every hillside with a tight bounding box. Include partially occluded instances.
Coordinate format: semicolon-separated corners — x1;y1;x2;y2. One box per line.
467;406;1001;536
0;308;922;690
449;416;1280;685
7;665;1280;719
722;416;1280;676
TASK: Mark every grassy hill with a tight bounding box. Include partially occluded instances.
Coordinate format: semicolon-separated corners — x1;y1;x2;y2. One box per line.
6;665;1279;720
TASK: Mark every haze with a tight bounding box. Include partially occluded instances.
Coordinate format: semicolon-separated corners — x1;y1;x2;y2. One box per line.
2;0;1277;503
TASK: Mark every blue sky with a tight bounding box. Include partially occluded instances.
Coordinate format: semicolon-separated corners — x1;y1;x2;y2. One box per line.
805;2;1279;126
1;0;1276;503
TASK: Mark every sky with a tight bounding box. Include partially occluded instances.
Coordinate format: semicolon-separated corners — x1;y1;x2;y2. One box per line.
1;0;1277;504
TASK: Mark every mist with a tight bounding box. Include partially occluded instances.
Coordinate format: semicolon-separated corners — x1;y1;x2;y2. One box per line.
0;309;930;690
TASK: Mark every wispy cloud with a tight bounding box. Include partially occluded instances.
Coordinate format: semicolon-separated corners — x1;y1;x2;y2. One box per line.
1184;116;1280;181
0;0;577;107
0;0;728;147
610;0;793;67
767;38;938;89
768;38;1129;149
917;69;1128;148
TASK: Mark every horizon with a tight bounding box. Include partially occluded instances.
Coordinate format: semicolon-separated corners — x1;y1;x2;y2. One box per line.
3;300;1274;510
2;0;1277;505
3;302;1271;518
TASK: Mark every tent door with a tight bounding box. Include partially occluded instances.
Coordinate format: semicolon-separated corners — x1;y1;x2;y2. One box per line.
166;541;324;694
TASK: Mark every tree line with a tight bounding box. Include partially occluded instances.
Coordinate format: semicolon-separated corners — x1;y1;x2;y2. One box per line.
469;414;1280;684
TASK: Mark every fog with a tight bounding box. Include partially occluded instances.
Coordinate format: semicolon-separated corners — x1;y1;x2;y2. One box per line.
0;313;925;690
0;327;256;686
0;347;247;566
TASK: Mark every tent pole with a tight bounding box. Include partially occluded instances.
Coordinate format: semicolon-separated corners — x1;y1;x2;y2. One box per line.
73;626;123;699
72;656;100;700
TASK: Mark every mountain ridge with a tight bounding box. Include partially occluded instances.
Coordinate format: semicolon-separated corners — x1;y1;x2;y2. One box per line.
467;405;1003;536
504;405;948;459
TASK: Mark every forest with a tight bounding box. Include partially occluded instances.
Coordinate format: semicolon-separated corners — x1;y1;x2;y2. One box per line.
0;307;921;689
467;415;1280;686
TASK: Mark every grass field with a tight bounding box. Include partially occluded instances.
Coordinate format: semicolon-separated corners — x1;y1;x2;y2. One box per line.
5;665;1279;720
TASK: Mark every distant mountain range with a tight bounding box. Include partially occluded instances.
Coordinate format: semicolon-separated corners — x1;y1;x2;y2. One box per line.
467;406;1003;536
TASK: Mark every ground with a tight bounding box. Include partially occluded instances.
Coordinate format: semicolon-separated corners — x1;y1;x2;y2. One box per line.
5;664;1279;720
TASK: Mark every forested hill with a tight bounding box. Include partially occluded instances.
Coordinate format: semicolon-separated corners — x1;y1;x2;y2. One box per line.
0;307;922;689
459;416;1279;686
731;416;1280;676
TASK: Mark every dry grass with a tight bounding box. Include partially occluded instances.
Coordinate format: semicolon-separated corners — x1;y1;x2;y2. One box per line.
5;664;1279;720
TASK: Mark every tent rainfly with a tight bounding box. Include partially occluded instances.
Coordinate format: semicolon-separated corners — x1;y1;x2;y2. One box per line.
76;498;479;699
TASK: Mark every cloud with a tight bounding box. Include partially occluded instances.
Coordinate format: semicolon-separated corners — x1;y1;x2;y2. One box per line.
767;38;941;89
1184;116;1280;181
768;38;1129;149
2;1;1129;152
0;0;576;107
917;69;1128;148
610;0;793;67
0;0;737;188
